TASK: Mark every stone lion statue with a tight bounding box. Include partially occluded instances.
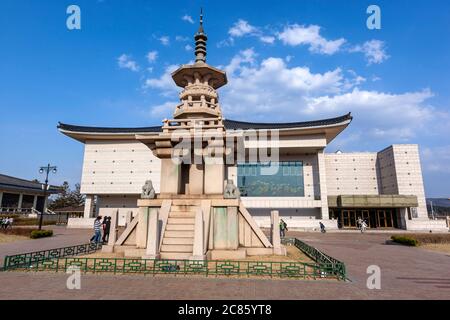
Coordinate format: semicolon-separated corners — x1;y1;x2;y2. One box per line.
224;179;240;199
141;180;156;199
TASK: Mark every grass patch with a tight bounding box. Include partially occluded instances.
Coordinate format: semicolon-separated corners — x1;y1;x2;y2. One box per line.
1;214;56;226
391;233;450;247
0;227;53;239
0;227;36;237
0;233;28;243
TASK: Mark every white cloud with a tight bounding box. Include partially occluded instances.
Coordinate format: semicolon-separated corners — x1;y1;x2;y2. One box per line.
278;24;346;55
259;35;275;44
185;44;193;51
146;51;158;63
117;54;139;72
226;19;276;45
229;19;258;37
149;101;178;118
143;49;448;157
176;35;189;42
158;36;170;46
422;146;450;173
182;15;194;24
143;64;179;96
350;40;389;64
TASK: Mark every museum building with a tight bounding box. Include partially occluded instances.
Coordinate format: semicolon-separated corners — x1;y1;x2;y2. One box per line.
58;16;447;232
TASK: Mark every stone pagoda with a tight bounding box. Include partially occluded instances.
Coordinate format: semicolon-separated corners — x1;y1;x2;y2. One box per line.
102;11;282;260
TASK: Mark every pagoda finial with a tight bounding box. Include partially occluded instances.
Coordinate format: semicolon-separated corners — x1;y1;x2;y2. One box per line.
199;8;204;32
194;8;207;64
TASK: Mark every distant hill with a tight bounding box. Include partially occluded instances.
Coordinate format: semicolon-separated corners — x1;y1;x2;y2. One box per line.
426;198;450;217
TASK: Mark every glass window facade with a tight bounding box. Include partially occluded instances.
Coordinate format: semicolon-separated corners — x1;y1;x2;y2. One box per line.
237;162;304;197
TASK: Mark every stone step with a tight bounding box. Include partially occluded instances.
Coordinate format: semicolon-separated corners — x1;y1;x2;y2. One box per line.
163;237;194;245
170;205;198;212
160;252;191;260
169;211;196;218
167;217;195;225
166;224;195;231
171;199;201;206
164;230;195;238
161;244;193;253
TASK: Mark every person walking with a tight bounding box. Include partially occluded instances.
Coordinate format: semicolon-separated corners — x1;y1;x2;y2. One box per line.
91;216;102;244
102;216;111;243
360;219;368;233
7;217;13;229
319;221;326;233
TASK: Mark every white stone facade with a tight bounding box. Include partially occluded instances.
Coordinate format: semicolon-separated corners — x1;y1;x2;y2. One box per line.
74;140;445;231
80;140;161;195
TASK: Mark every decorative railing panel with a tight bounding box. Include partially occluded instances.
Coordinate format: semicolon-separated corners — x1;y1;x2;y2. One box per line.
3;238;346;280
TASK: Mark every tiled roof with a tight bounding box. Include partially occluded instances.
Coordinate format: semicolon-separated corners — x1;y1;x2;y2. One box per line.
223;113;352;130
57;122;162;133
57;113;352;134
0;174;61;194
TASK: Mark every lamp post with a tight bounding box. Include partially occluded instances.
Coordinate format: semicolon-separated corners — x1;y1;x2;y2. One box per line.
39;164;57;230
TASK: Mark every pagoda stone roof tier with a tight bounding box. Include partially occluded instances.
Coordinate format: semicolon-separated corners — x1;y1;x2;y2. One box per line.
171;63;228;89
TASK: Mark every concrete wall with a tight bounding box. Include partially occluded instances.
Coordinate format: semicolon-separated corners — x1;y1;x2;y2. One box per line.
379;145;428;218
78;139;431;229
325;152;380;195
80;140;161;195
248;208;322;228
97;195;139;226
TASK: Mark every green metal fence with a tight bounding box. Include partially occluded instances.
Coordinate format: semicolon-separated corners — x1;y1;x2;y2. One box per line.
3;242;102;270
289;238;346;280
2;239;346;280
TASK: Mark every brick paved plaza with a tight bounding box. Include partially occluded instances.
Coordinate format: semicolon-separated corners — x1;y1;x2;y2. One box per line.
0;227;449;299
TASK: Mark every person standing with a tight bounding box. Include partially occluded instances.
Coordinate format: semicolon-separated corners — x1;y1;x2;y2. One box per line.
102;216;111;243
279;219;288;238
92;216;102;244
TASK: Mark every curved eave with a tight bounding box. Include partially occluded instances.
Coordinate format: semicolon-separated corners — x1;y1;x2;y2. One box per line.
57;113;352;144
57;123;162;143
224;113;353;143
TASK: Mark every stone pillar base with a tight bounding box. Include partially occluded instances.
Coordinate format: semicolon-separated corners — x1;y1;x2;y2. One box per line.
101;245;114;253
142;254;160;260
189;255;206;261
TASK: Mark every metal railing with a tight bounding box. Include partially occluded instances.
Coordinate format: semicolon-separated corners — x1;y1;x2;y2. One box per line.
2;239;346;280
2;257;343;279
283;237;347;279
0;207;34;214
3;242;102;270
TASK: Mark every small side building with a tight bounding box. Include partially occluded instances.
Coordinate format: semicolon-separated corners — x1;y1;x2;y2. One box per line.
0;174;61;214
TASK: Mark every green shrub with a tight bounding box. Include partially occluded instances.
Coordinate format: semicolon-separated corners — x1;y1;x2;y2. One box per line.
30;230;53;239
391;235;419;246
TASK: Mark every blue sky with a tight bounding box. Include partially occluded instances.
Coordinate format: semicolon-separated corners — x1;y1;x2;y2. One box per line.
0;0;449;196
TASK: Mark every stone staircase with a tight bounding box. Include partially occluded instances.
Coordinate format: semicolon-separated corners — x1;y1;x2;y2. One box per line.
160;203;198;259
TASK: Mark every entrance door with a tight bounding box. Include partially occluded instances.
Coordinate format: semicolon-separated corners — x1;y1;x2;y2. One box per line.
361;210;371;228
342;210;357;228
376;210;394;228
